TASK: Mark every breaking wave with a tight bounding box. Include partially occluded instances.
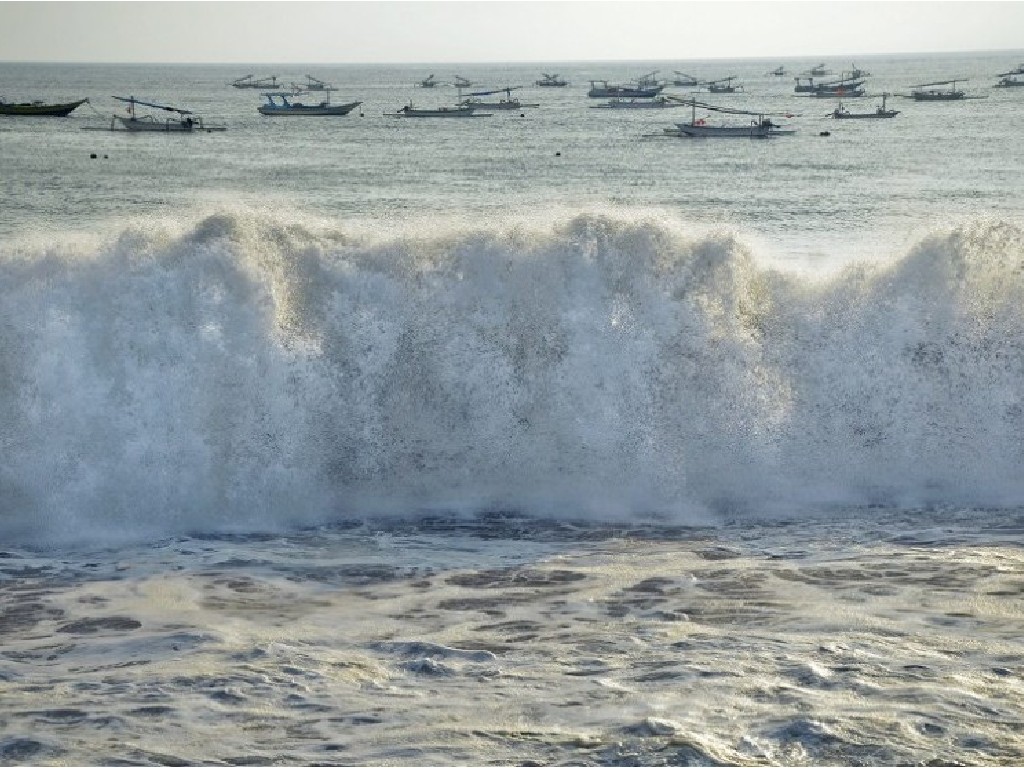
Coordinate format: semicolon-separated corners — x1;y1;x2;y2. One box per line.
2;209;1023;543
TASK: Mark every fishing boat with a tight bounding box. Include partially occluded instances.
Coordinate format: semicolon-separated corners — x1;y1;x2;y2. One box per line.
418;74;439;88
535;73;568;87
453;75;475;89
704;76;743;94
830;93;899;119
767;66;787;76
590;95;688;109
905;79;984;101
258;91;362;116
231;74;279;89
805;63;831;77
673;72;701;87
800;75;866;97
110;96;224;132
457;86;538;110
666;98;796;138
994;65;1024;87
394;102;490;118
0;97;88;116
847;63;871;79
587;80;663;98
811;79;866;98
291;75;338;93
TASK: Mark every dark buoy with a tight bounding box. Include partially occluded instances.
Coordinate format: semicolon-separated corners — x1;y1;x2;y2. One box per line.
90;153;97;159
103;154;108;159
555;151;561;157
819;131;831;137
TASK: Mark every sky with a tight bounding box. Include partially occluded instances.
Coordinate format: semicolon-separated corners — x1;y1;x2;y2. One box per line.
1;1;1022;64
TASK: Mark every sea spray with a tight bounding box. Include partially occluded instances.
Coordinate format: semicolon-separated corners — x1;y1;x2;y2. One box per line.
2;210;1023;543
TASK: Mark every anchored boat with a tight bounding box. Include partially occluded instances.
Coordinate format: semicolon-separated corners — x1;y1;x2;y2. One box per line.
665;98;796;138
904;78;985;101
110;96;224;132
0;98;88;116
394;102;490;118
535;73;568;87
831;94;899;119
458;86;538;110
994;65;1024;88
231;74;279;89
258;91;362;116
703;76;743;94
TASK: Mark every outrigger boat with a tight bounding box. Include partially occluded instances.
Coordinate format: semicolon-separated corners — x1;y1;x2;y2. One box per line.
258;91;362;116
535;72;568;87
110;96;225;132
394;102;490;118
291;75;338;93
672;72;701;87
810;77;866;98
0;97;88;116
458;86;538;110
231;74;279;89
797;76;865;96
591;95;688;109
830;93;899;119
664;97;796;138
703;76;743;94
904;78;985;101
587;79;663;98
994;65;1024;87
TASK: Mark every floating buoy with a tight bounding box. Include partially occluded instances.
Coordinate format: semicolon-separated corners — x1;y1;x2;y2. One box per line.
555;151;561;157
90;153;97;159
819;131;831;137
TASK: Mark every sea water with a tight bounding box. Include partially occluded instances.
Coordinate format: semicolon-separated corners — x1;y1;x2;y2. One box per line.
1;54;1023;765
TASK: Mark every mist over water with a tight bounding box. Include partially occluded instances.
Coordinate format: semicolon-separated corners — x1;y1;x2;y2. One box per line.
3;210;1022;544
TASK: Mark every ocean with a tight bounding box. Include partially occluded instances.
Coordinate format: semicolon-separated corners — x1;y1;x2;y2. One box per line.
1;53;1023;765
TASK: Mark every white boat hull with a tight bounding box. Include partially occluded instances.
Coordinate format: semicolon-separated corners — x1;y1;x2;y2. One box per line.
671;122;791;138
258;100;361;116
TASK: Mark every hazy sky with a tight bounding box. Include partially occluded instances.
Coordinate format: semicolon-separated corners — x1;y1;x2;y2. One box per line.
1;1;1022;64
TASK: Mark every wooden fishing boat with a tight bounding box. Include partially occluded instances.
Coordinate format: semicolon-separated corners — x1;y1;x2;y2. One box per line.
0;98;88;116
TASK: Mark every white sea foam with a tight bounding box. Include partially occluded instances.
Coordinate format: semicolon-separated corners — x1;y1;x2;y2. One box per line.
2;209;1022;543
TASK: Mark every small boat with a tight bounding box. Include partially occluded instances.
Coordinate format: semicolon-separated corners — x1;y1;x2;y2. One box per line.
453;75;475;89
291;75;338;93
587;79;663;98
805;63;831;77
231;74;279;89
994;65;1024;87
394;102;490;118
905;78;986;101
590;95;688;109
258;91;361;116
667;98;796;138
767;66;787;76
846;63;871;79
0;97;88;116
535;72;568;87
110;96;224;132
672;71;701;87
418;74;439;88
458;86;538;110
704;76;743;94
830;94;899;119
